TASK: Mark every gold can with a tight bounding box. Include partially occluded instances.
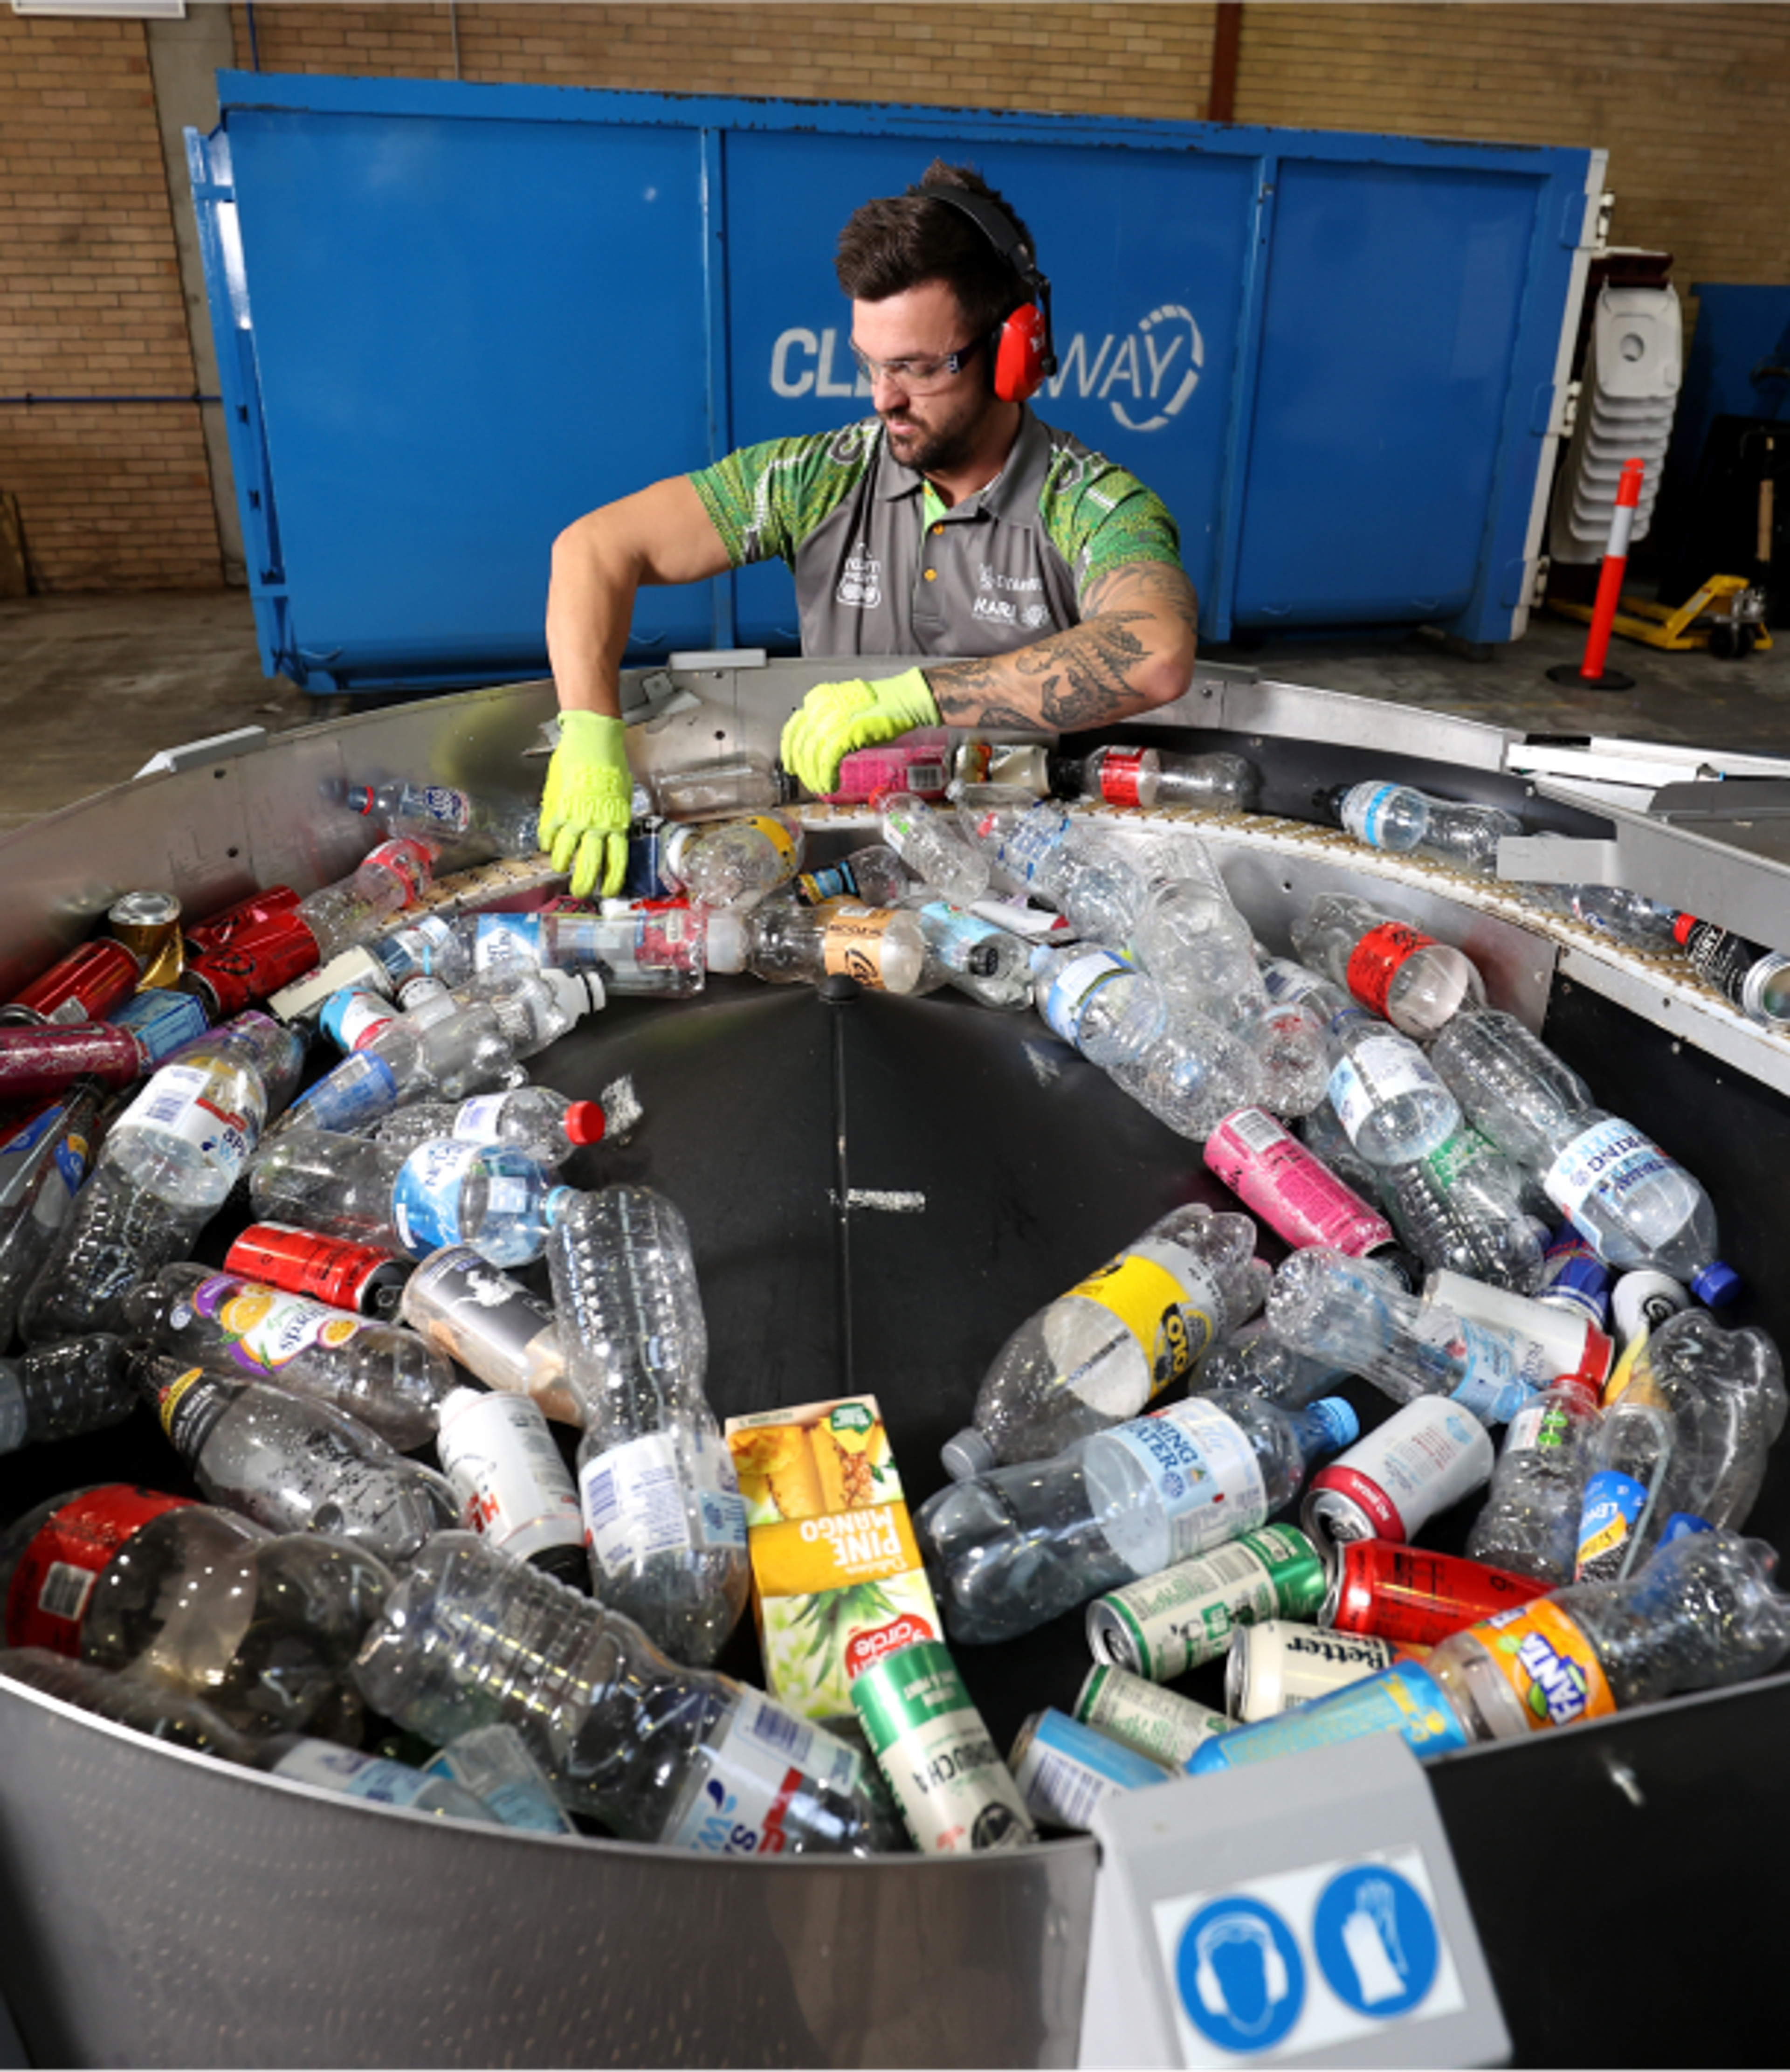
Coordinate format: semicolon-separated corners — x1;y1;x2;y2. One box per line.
108;889;184;989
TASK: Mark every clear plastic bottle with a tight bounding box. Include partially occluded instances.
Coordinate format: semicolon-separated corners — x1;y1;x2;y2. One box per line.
1465;1379;1604;1583
877;789;991;905
964;800;1146;945
1108;1010;1268;1142
0;1335;135;1451
1053;744;1260;814
942;1206;1267;1478
1428;1007;1736;1299
347;779;541;860
0;1486;392;1737
133;1347;457;1566
1616;1309;1788;1534
899;894;1033;1001
1533;883;1682;949
1292;892;1486;1038
703;900;941;996
1032;946;1168;1065
1129;836;1257;1003
372;1086;607;1167
1573;1361;1683;1583
279;994;530;1138
547;1185;748;1667
642;751;798;822
0;1082;102;1345
1378;1123;1546;1293
574;905;708;998
1267;1247;1545;1425
794;843;914;909
248;1129;574;1269
296;838;436;963
458;967;605;1059
1196;1320;1351;1409
1430;1529;1790;1742
661;812;804;909
1295;1092;1390;1203
421;1721;578;1834
123;1262;458;1452
399;1243;581;1426
916;1391;1357;1646
1324;1007;1462;1165
350;1532;890;1855
1319;782;1523;873
370;911;602;997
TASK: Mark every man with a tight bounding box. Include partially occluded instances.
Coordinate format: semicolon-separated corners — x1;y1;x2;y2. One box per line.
539;160;1200;898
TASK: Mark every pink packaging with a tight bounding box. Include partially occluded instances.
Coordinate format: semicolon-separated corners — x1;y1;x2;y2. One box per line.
1204;1106;1395;1256
826;728;952;803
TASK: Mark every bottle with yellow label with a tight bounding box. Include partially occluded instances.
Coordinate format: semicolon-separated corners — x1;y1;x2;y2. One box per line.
942;1205;1269;1481
661;811;804;910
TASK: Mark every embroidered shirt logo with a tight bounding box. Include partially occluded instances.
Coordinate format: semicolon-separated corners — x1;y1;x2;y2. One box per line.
836;541;882;610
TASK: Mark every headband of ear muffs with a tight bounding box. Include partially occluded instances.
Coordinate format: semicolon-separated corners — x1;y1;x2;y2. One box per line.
917;182;1058;405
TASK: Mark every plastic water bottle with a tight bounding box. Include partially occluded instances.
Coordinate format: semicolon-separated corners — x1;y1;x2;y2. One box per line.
280;993;531;1138
350;1532;891;1855
877;790;991;905
1033;947;1167;1065
1532;883;1682;948
372;1086;607;1166
1292;892;1486;1038
0;1084;102;1345
1108;1011;1268;1142
1053;744;1259;814
296;838;436;963
1428;1007;1736;1298
421;1722;578;1834
1195;1320;1351;1409
900;895;1033;1008
248;1129;573;1268
964;800;1145;944
1318;782;1523;872
1465;1379;1604;1583
661;812;804;909
133;1347;457;1566
1378;1124;1546;1292
941;1206;1267;1478
794;843;914;908
123;1262;459;1452
916;1390;1357;1645
0;1335;135;1452
547;1185;749;1668
347;779;541;859
703;900;942;996
1267;1247;1545;1424
0;1487;393;1737
640;750;798;822
1324;1008;1462;1165
1295;1093;1390;1202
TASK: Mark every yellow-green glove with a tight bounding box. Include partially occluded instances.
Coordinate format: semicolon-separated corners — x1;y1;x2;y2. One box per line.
779;667;940;796
538;710;632;899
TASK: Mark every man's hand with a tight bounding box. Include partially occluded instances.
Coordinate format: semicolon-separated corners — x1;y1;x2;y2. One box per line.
780;667;941;795
538;711;632;899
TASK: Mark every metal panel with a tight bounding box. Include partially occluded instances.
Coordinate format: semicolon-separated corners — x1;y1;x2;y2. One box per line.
192;75;1597;690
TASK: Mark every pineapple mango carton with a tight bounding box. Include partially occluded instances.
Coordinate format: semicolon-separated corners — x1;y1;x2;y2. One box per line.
725;1395;942;1722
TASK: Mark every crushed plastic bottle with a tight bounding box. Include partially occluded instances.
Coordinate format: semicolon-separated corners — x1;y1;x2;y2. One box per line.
1379;1123;1547;1293
877;790;991;905
1108;1011;1269;1143
661;813;804;909
964;799;1145;944
0;1335;135;1452
1466;1379;1604;1583
371;1086;607;1167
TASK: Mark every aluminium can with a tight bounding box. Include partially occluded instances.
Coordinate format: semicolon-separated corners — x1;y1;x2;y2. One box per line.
435;1388;585;1587
108;889;185;989
1007;1707;1174;1830
1084;1523;1325;1682
185;911;320;1017
850;1641;1034;1855
0;939;143;1028
1301;1395;1494;1552
1224;1620;1401;1722
1322;1538;1548;1647
1073;1663;1229;1768
226;1223;410;1318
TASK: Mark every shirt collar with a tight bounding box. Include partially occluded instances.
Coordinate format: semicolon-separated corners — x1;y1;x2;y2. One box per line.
872;407;1049;525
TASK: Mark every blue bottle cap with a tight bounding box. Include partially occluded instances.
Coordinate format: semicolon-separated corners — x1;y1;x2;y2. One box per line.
1310;1398;1360;1453
1691;1261;1742;1307
1659;1513;1715;1546
543;1184;579;1227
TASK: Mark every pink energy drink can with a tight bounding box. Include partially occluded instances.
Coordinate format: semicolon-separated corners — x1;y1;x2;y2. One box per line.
826;728;952;803
1205;1107;1396;1256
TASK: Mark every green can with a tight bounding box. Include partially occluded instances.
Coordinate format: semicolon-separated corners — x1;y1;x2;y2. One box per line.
1083;1524;1326;1682
1074;1663;1230;1768
851;1641;1035;1855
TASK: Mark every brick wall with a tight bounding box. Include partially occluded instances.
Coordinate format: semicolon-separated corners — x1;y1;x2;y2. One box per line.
0;14;220;592
2;0;1787;593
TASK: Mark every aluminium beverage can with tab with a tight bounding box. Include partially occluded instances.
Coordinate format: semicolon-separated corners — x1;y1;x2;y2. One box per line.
1322;1538;1548;1646
0;939;144;1028
1007;1707;1174;1830
185;911;320;1017
107;890;184;989
1301;1395;1494;1553
1224;1619;1405;1722
1084;1523;1326;1682
1073;1663;1229;1768
226;1222;410;1318
850;1641;1035;1855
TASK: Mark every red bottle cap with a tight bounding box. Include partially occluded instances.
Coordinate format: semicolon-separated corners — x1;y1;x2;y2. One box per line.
563;1101;606;1147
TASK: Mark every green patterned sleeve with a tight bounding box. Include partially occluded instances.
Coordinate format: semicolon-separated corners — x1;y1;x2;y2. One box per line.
688;424;877;571
1041;450;1185;611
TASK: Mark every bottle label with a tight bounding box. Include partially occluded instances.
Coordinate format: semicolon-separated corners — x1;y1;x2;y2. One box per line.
579;1430;747;1574
1344;921;1432;1017
391;1140;487;1256
1421;1127;1494;1190
1408;1308;1533;1424
1544;1117;1674;1226
1041;951;1130;1046
1328;1036;1439;1142
320;989;396;1053
1473;1597;1615;1730
1574;1469;1650;1577
383;915;456;976
439;1393;583;1565
797;861;860;905
1095;750;1147;808
471;913;546;973
916;900;1003;974
1261;960;1325;1007
1068;1241;1223;1396
1091;1526;1325;1683
664;1692;853;1858
188;1274;364;1373
4;1486;193;1654
292;1052;401;1134
1339;783;1404;849
112;1064;259;1185
1676;919;1764;1012
272;1741;441;1808
1505;1397;1576;1457
151;1363;245;1462
821;905;902;988
1108;1399;1269;1565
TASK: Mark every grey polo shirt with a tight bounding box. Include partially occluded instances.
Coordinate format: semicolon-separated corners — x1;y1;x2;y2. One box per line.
688;410;1183;658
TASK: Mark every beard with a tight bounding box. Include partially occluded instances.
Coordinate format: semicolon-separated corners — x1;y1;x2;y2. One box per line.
881;392;989;478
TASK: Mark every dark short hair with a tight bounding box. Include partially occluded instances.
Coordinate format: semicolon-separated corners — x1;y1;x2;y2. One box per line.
835;159;1036;340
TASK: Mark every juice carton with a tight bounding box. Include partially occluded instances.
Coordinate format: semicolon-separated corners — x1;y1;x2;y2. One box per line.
725;1395;941;1722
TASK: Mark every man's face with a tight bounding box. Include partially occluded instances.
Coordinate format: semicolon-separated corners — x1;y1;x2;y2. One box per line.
851;280;993;477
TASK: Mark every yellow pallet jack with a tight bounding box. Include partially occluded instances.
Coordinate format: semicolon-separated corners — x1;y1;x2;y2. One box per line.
1551;573;1773;659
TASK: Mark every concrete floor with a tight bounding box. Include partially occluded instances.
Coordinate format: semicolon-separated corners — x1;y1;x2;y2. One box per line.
1;585;1787;834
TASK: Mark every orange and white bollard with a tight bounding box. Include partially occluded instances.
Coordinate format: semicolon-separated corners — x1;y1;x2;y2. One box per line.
1549;456;1645;690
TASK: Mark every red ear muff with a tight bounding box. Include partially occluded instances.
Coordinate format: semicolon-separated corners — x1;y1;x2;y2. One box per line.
992;302;1049;404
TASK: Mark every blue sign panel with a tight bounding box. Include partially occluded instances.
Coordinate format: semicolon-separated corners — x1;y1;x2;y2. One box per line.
1174;1895;1306;2055
1312;1862;1440;2019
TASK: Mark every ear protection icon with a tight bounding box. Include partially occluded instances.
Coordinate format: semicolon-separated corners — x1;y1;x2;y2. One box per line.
919;182;1057;404
1194;1915;1291;2033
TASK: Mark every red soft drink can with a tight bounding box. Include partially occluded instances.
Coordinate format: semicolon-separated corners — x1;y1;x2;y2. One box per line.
185;912;319;1016
0;939;144;1028
1322;1540;1549;1647
184;886;303;956
226;1223;410;1316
